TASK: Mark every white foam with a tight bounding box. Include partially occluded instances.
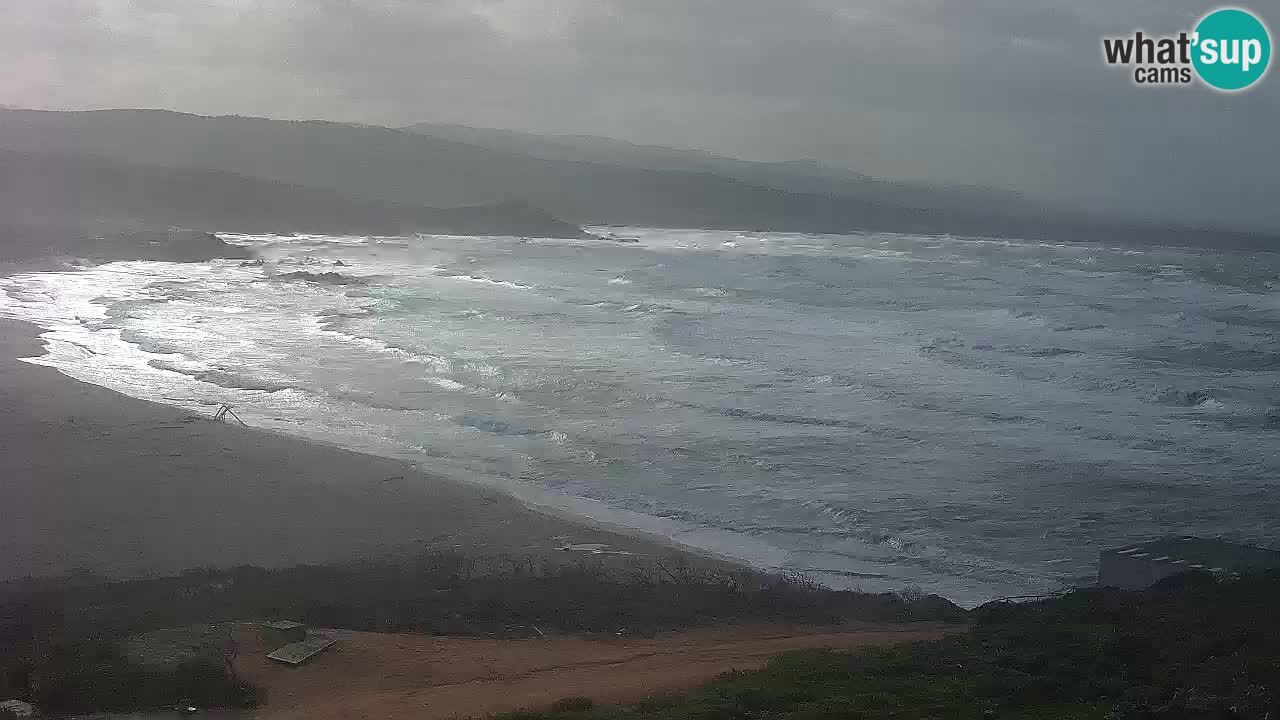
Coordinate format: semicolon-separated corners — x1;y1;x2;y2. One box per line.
441;274;533;290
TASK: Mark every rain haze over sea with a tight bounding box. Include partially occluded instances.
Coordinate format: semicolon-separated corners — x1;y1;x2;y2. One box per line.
3;228;1278;606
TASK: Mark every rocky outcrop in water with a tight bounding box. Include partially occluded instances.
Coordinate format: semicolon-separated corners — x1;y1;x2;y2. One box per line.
276;271;364;285
0;220;253;263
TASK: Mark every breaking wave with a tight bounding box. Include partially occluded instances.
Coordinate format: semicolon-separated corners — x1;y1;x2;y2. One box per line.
5;226;1280;606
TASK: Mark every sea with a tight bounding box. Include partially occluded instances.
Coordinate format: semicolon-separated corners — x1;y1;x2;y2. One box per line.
3;227;1278;607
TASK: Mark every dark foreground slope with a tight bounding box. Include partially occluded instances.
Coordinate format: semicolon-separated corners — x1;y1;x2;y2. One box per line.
0;539;960;714
0;150;582;262
507;572;1280;720
2;108;1275;249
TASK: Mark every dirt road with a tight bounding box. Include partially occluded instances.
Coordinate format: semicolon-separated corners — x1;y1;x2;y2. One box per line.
236;624;952;720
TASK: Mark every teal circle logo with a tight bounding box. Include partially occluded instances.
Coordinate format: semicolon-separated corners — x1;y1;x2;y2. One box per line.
1192;8;1271;91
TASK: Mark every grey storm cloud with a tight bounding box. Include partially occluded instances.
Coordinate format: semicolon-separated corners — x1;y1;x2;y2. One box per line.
3;0;1279;230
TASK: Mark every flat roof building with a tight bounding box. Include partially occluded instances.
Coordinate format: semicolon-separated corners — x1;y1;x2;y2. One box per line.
266;634;338;666
1098;536;1280;590
262;620;307;648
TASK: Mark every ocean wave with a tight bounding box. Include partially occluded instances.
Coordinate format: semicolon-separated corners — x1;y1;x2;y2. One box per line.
672;399;876;431
918;337;965;358
690;287;728;297
798;499;863;525
147;360;295;394
463;361;502;378
974;344;1083;358
218;232;376;247
1052;323;1107;332
972;308;1051;328
320;386;439;413
313;317;451;370
1154;388;1221;408
872;297;934;312
1137;344;1280;371
454;414;539;436
1207;308;1280;331
438;273;533;290
1216;409;1280;430
543;429;600;463
983;411;1037;424
567;298;681;316
310;315;483;393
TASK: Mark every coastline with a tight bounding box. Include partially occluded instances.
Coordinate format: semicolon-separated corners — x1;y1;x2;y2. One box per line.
0;316;725;583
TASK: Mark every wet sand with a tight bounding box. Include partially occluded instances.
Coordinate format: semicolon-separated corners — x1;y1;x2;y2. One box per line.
0;317;708;581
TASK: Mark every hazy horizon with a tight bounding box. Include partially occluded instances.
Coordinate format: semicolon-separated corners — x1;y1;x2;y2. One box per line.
4;1;1279;234
6;102;1280;237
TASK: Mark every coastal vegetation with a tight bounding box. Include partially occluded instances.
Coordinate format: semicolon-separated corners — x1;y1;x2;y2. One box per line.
0;553;958;713
4;555;1276;717
503;571;1280;720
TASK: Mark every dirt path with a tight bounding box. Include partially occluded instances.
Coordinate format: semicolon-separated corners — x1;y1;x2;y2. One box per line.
235;624;952;720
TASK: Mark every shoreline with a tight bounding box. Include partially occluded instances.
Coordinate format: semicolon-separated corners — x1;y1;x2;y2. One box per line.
0;316;731;583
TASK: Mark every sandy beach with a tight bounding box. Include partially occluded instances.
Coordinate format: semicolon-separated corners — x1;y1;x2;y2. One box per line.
0;317;702;582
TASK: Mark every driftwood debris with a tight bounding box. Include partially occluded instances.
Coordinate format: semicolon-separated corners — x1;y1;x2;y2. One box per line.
212;403;247;426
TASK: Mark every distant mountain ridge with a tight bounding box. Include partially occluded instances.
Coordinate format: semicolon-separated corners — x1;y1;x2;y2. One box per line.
403;122;1032;215
0;150;583;261
1;108;1274;250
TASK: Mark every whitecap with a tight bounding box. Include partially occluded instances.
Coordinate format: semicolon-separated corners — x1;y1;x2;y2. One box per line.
690;287;727;298
441;274;533;290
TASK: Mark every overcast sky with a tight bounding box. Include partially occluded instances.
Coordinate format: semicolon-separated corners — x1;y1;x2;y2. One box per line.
4;0;1279;230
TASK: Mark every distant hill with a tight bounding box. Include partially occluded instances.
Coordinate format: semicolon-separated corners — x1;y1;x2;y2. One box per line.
1;109;1273;250
403;122;1032;215
0;150;583;260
